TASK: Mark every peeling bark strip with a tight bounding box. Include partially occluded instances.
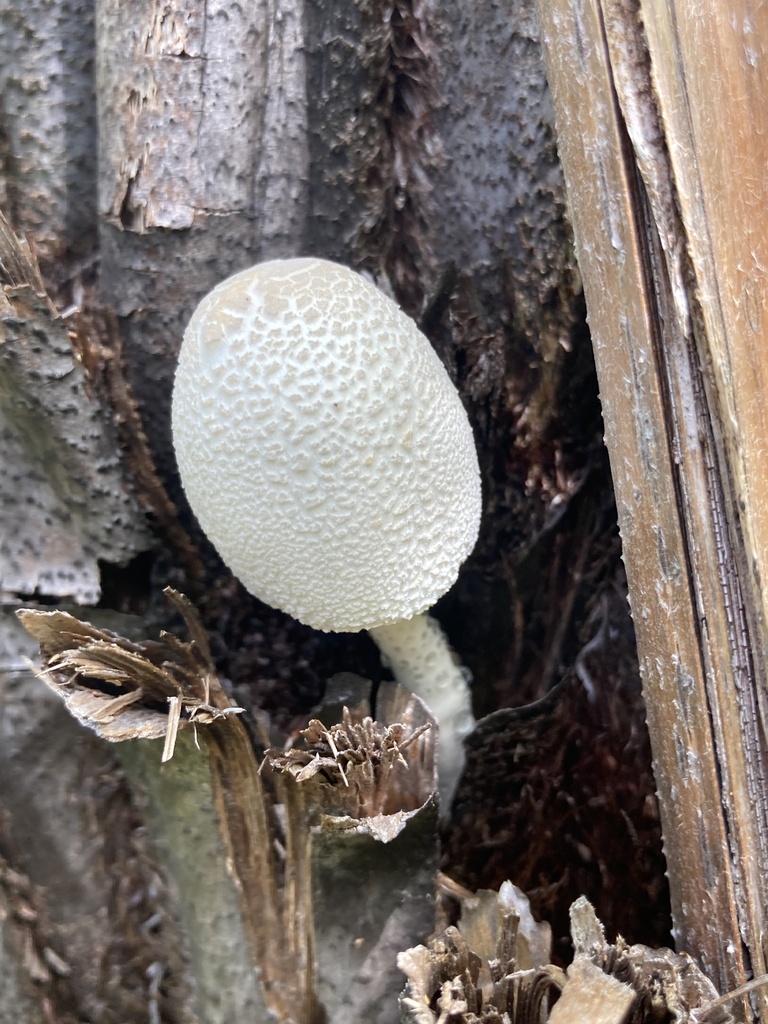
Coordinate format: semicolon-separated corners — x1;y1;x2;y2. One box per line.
536;0;768;1013
98;1;264;232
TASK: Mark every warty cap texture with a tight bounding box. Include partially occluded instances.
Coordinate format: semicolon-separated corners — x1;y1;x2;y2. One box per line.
172;258;481;632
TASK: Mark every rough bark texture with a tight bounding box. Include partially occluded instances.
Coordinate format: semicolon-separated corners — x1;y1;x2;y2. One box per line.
0;0;97;266
0;0;672;1020
0;234;152;605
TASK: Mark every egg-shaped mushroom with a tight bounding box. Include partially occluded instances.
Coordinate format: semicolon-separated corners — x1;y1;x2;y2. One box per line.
172;257;481;807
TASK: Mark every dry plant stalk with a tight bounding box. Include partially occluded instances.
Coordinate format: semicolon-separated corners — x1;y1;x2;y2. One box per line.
266;692;434;821
17;588;242;755
265;684;439;1024
15;590;316;1022
398;881;564;1023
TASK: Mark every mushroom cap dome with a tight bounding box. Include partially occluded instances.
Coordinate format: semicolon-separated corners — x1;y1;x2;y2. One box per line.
172;258;481;632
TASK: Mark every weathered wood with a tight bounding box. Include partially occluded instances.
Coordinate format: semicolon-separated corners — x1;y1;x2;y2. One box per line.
536;0;768;1014
548;959;634;1024
95;0;310;481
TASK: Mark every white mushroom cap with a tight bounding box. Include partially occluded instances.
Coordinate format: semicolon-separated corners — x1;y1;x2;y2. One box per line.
172;258;481;633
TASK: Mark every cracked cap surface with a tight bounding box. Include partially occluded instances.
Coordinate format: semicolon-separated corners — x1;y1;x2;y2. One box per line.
172;258;481;632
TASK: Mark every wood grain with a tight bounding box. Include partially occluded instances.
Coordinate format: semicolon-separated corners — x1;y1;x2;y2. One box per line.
536;0;768;1014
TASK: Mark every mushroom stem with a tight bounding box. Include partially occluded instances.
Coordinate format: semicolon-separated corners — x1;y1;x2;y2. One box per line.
368;613;475;810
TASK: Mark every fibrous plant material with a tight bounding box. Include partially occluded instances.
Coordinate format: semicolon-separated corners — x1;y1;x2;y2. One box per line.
566;898;733;1024
398;881;564;1023
16;588;243;755
350;0;441;312
15;592;294;1021
445;643;668;960
399;889;737;1024
535;0;768;1006
265;686;435;822
265;684;439;1024
19;597;444;1024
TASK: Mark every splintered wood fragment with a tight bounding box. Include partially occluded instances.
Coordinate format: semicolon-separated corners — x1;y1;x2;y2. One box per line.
163;696;182;761
89;687;145;721
458;880;553;973
696;977;768;1024
548;959;634;1024
163;587;215;675
0;211;54;311
398;883;564;1024
15;592;243;753
569;896;606;956
398;890;733;1023
17;593;308;1022
265;682;436;821
566;898;732;1024
264;683;439;1023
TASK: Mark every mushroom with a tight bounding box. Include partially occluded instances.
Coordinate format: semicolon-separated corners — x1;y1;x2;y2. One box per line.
171;258;481;808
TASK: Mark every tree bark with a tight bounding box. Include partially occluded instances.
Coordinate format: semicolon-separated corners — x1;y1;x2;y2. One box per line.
1;0;671;1021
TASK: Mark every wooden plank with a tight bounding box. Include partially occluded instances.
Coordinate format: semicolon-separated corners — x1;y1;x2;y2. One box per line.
640;3;768;1000
535;0;768;1014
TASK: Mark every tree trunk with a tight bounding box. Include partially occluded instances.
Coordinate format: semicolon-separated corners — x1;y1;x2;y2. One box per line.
1;0;673;1021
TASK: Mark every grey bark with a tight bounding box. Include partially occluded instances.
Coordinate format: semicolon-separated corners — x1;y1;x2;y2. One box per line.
0;0;97;263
